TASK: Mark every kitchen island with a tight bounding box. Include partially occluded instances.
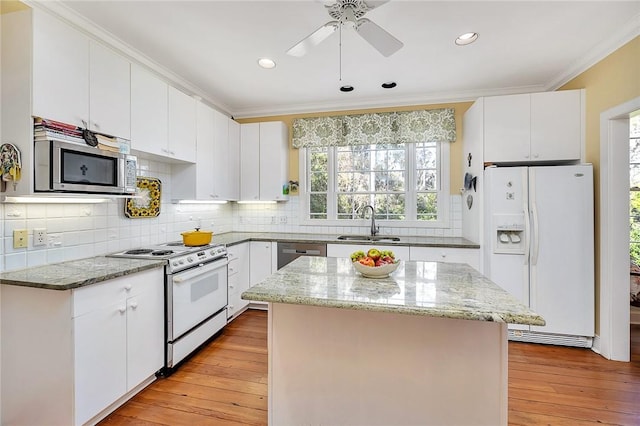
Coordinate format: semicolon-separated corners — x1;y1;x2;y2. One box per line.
242;257;544;426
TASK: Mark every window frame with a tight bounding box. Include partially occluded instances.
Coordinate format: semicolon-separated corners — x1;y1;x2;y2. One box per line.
298;142;450;228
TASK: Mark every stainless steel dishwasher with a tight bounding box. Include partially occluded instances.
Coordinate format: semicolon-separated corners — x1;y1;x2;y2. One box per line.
277;242;327;269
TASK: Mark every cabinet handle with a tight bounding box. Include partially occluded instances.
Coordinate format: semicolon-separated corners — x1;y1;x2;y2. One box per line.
524;155;530;159
229;284;235;289
161;148;169;154
440;252;447;258
229;266;236;274
169;150;175;156
210;194;218;199
533;154;539;158
125;284;132;292
130;301;138;310
93;122;100;130
118;306;126;314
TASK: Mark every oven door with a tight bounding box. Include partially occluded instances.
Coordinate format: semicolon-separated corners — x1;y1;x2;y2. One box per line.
168;257;228;341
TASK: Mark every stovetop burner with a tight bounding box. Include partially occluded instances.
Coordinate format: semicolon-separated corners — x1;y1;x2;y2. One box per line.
166;242;186;247
151;250;174;256
125;249;154;255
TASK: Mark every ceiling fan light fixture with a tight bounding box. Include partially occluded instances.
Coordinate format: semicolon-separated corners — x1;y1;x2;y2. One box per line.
381;81;397;89
455;32;479;46
257;58;276;69
340;85;354;92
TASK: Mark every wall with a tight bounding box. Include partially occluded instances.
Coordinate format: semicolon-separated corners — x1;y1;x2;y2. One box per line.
0;159;235;271
236;101;473;196
559;36;640;334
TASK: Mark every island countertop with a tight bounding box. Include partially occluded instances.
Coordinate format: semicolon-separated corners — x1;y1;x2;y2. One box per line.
242;256;545;326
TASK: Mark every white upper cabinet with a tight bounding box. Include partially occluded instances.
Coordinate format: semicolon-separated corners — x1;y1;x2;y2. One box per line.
483;89;583;163
240;121;289;201
240;123;261;201
168;86;197;163
172;104;238;201
89;41;131;139
131;67;196;163
211;109;238;200
530;90;582;161
228;119;241;201
131;64;169;158
32;9;90;129
31;11;131;140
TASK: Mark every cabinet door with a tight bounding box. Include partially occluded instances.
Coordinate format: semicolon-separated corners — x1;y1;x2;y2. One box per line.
259;121;289;201
74;301;127;426
530;90;581;161
212;109;230;199
32;9;89;128
168;86;197;163
131;64;168;157
195;102;215;198
483;94;530;163
126;274;164;390
89;41;131;139
240;123;261;201
228;119;241;201
250;241;273;285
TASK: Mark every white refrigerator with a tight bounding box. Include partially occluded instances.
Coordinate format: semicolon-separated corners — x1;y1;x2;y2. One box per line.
483;164;594;347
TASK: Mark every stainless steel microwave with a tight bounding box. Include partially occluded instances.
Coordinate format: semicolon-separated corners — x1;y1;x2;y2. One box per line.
34;139;137;195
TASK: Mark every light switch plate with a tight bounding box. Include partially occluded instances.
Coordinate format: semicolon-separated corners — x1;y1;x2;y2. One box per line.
13;229;28;249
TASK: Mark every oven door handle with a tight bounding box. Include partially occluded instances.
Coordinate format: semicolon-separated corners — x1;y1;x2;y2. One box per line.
172;258;228;283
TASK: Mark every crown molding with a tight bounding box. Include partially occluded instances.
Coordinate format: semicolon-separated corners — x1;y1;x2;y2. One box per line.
230;84;547;119
546;12;640;91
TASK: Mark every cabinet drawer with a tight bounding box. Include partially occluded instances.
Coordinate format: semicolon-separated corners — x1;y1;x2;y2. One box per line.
227;242;249;262
227;291;249;320
409;247;479;270
73;269;162;318
228;258;241;277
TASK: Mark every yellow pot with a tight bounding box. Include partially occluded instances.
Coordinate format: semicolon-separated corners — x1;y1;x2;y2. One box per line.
181;228;213;246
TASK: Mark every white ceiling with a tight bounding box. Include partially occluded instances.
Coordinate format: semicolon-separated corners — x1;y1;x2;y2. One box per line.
50;0;640;118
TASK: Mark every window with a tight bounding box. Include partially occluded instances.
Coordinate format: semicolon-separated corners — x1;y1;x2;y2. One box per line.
302;141;449;226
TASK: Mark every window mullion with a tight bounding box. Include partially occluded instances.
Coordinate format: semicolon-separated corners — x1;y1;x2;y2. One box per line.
328;147;337;220
406;143;416;220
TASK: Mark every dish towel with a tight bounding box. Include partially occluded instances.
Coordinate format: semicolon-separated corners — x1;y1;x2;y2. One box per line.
0;143;22;191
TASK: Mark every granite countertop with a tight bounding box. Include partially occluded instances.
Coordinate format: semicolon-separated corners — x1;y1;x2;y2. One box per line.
0;257;165;290
211;231;479;249
242;257;545;326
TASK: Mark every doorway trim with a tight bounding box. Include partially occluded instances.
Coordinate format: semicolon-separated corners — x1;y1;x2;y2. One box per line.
599;96;640;361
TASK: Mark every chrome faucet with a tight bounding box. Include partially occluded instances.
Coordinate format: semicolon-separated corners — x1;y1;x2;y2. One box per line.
361;205;379;236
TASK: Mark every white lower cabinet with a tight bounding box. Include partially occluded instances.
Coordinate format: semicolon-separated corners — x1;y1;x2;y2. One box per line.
327;244;410;260
248;241;275;309
227;242;250;320
409;247;480;270
0;267;164;426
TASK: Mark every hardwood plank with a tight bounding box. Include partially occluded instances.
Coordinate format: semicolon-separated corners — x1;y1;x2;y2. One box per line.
100;309;640;426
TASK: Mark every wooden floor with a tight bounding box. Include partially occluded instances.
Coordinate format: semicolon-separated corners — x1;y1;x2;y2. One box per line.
99;310;640;425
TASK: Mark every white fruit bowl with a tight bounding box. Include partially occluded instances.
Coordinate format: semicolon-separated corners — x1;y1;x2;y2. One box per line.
352;260;400;278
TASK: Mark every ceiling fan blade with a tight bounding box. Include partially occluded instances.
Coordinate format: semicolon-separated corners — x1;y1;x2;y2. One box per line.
356;18;403;57
364;1;391;11
286;22;338;57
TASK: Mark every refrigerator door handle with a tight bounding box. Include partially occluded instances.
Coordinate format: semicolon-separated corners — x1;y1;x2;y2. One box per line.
531;202;540;266
524;206;531;265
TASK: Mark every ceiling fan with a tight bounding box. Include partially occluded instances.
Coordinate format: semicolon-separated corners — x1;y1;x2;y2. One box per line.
286;0;403;58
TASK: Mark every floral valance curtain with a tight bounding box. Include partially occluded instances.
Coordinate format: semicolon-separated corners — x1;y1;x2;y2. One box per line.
292;108;456;148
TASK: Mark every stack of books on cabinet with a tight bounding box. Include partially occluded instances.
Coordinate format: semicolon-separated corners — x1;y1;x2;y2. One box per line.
34;117;85;144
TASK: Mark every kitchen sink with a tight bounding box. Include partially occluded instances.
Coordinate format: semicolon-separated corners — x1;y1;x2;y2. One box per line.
337;235;401;242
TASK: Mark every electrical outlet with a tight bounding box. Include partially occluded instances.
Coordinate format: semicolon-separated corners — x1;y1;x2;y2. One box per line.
13;229;28;249
279;216;288;224
33;228;47;247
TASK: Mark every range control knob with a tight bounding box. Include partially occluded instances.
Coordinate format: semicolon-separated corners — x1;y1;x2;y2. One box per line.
187;256;194;263
210;250;216;256
172;261;179;267
179;259;185;265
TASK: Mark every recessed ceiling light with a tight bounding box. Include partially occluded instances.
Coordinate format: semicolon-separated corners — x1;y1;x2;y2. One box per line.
381;81;397;89
257;58;276;69
340;85;354;92
455;32;479;46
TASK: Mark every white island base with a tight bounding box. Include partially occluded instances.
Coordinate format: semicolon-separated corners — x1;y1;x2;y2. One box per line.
269;303;508;426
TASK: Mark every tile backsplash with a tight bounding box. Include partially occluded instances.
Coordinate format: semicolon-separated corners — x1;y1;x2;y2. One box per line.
0;158;462;272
